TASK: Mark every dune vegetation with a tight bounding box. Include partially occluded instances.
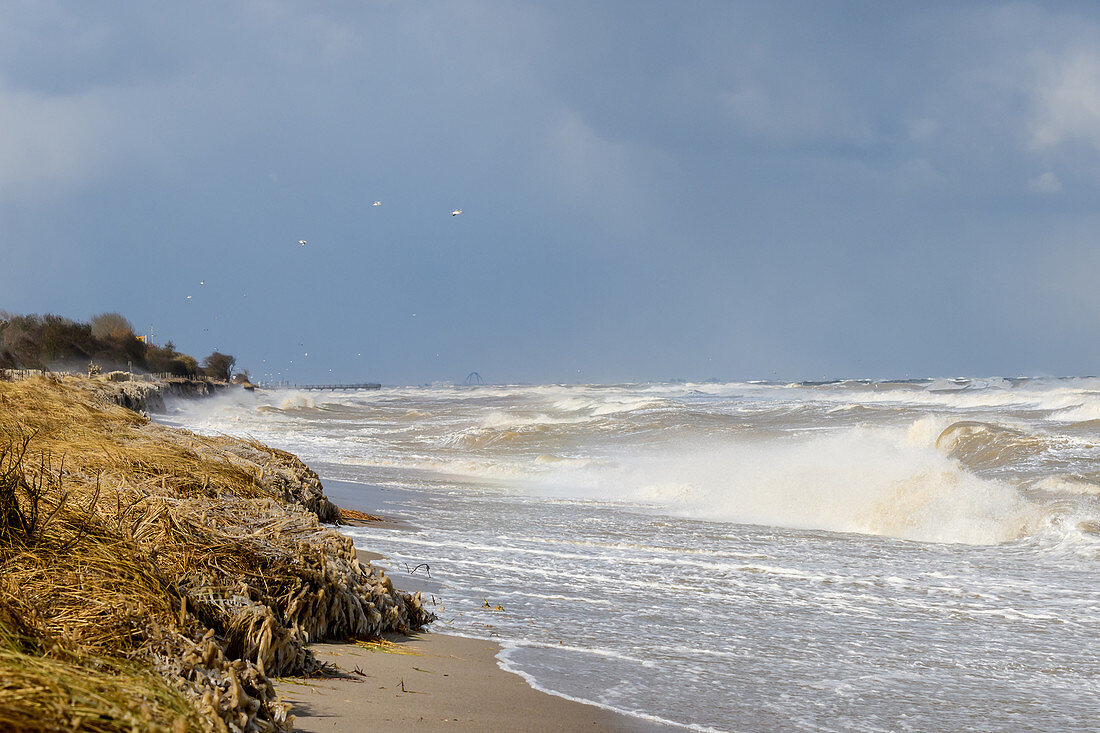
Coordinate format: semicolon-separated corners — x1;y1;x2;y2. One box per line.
0;312;239;380
0;375;433;732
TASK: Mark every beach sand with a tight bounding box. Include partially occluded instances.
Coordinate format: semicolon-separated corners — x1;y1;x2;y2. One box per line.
276;478;670;732
275;633;664;732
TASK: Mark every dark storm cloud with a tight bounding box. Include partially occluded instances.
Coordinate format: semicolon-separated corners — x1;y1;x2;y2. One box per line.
3;1;1100;383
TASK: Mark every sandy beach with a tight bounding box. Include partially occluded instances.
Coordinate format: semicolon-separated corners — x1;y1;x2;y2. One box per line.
0;374;666;731
276;632;662;732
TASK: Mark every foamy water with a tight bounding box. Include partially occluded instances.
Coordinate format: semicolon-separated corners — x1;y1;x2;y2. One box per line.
161;378;1100;731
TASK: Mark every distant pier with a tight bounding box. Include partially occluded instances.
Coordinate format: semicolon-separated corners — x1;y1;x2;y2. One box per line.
280;383;381;391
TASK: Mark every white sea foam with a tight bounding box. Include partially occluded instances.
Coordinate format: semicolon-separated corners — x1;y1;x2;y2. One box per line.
163;381;1100;547
1050;398;1100;422
162;377;1100;731
478;411;586;429
494;645;717;732
1032;476;1100;496
519;423;1043;544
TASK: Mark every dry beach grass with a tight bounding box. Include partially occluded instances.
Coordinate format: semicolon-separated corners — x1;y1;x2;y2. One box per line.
0;375;433;731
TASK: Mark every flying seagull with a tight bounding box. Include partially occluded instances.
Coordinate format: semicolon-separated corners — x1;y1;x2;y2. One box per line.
451;209;462;216
372;201;382;206
199;280;205;285
298;240;307;246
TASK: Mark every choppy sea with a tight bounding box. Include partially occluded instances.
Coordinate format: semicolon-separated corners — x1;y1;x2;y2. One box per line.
161;378;1100;731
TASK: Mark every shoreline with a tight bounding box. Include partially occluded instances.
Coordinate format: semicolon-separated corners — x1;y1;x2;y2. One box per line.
14;377;672;730
0;376;430;731
277;478;673;732
275;632;662;732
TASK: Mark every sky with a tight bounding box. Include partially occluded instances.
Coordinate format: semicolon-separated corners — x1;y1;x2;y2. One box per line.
3;1;1100;384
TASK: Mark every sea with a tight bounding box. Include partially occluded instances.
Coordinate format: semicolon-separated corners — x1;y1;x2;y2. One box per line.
160;377;1100;732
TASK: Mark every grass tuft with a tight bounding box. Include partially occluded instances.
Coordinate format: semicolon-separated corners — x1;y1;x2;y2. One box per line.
0;376;434;731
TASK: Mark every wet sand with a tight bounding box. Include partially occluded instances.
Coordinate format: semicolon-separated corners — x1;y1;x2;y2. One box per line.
275;633;664;732
275;478;670;732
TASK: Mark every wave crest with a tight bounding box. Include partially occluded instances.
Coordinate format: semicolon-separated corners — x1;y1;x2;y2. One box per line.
935;421;1051;472
529;425;1045;545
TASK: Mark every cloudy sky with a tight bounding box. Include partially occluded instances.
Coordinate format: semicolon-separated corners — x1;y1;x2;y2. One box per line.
3;1;1100;384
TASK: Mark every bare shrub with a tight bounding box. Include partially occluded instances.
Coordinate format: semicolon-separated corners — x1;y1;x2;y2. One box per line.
89;313;135;341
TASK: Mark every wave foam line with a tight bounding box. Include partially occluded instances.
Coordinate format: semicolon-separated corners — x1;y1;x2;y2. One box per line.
494;644;722;733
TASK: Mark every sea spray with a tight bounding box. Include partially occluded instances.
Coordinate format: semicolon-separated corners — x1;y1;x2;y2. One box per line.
521;422;1043;544
164;377;1100;731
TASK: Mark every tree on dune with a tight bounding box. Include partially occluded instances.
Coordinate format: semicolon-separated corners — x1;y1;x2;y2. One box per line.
89;312;135;341
201;351;236;382
146;341;199;377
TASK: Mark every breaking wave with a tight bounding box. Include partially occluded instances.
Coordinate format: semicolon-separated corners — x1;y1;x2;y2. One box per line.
523;423;1046;545
160;378;1100;547
158;376;1100;731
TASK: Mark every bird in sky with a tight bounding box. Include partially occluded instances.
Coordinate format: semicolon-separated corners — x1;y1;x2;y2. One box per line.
372;201;382;206
186;295;192;300
451;209;462;216
199;280;205;285
299;240;307;246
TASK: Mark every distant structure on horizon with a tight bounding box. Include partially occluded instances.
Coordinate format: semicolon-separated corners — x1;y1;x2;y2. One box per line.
464;371;483;385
